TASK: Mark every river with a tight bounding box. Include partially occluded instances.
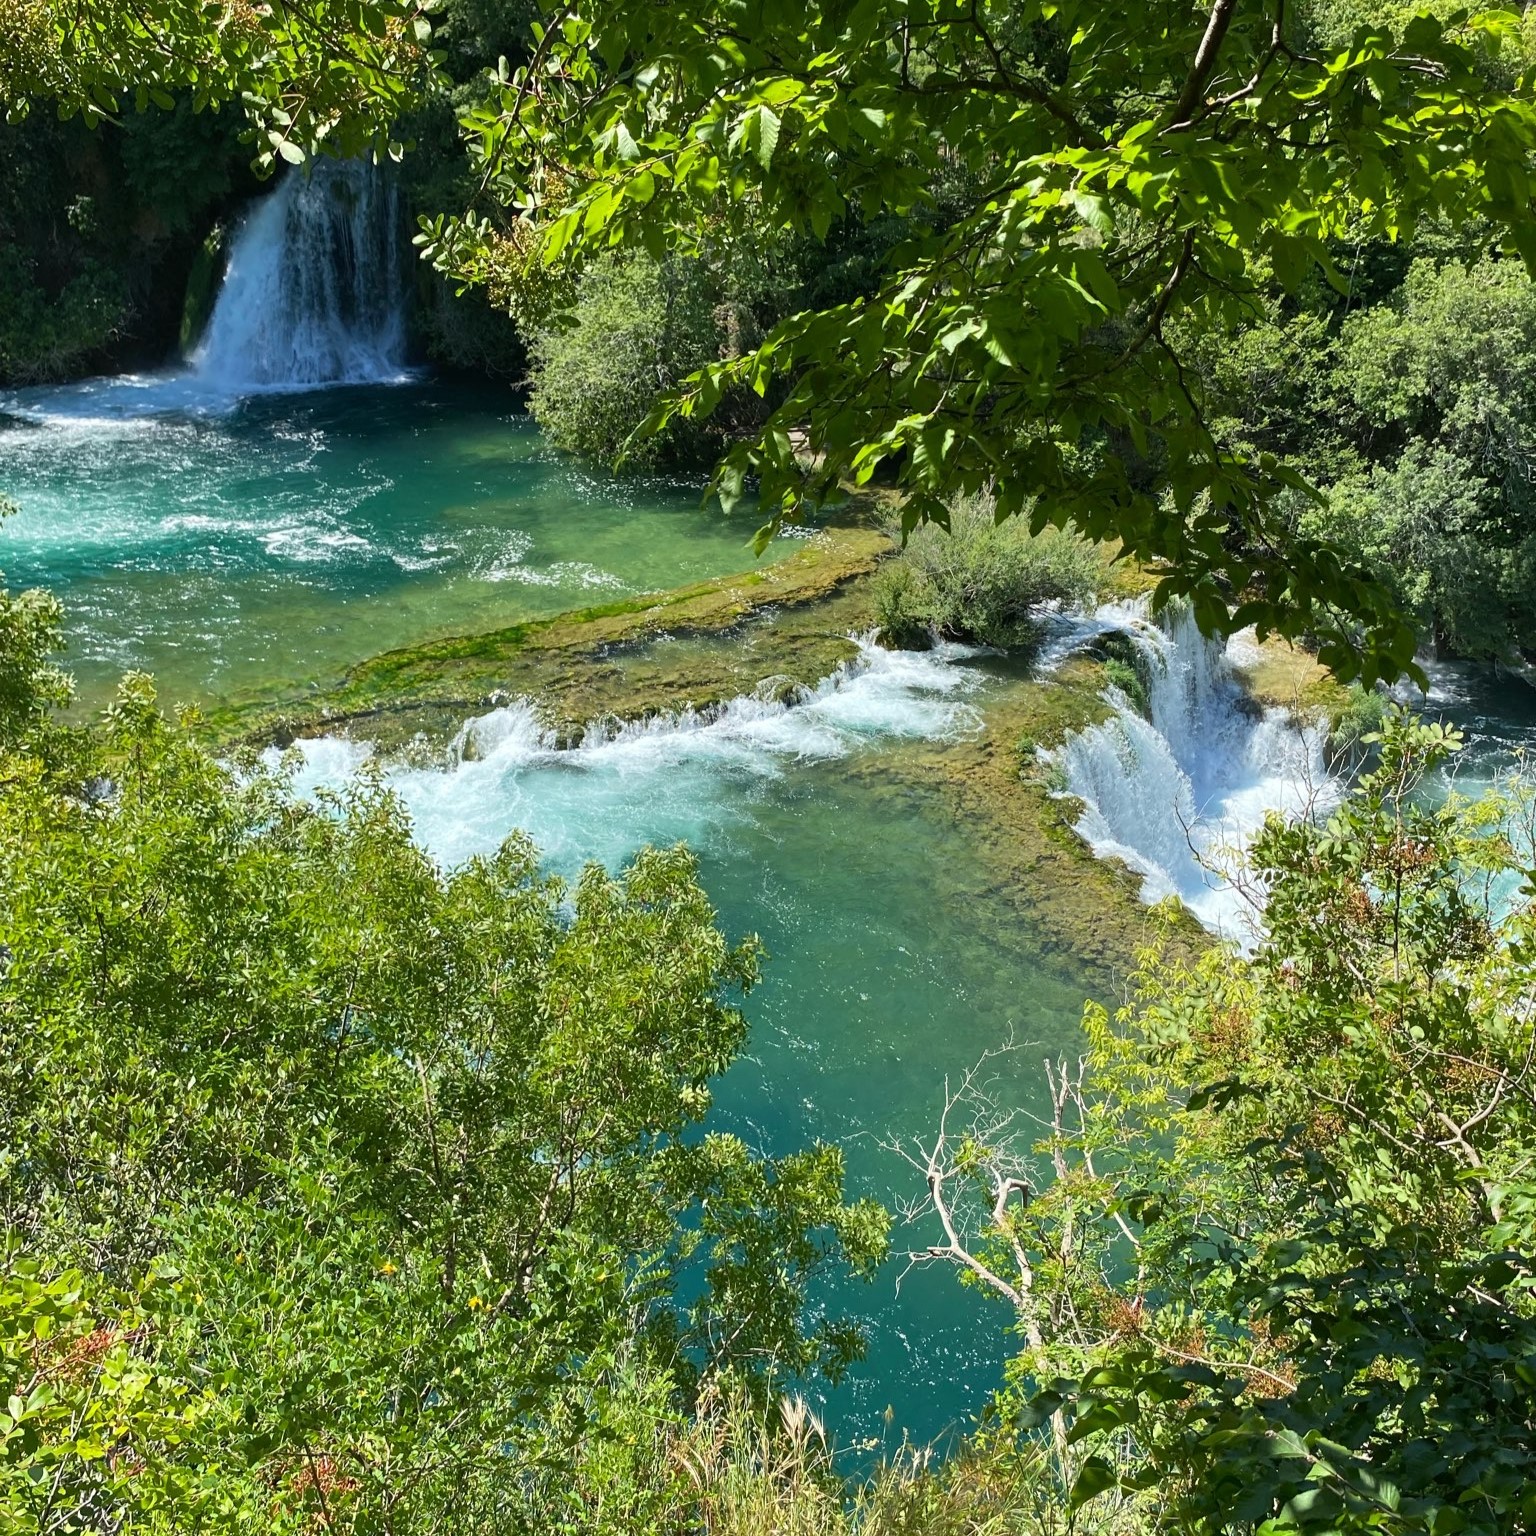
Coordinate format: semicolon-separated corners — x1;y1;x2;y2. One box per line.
1;160;1484;1450
0;382;759;712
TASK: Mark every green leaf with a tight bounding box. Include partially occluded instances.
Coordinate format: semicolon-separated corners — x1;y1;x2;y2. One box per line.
1069;1455;1118;1510
752;104;781;169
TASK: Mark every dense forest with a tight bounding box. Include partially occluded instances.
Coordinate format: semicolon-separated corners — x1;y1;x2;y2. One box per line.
6;0;1536;1531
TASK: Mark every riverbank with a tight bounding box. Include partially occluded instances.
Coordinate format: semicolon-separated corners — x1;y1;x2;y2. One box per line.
208;522;892;750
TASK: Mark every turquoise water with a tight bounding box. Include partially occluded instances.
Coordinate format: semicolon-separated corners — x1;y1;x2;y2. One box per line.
1410;661;1536;790
3;376;1095;1448
685;756;1087;1443
0;380;757;710
283;644;1092;1446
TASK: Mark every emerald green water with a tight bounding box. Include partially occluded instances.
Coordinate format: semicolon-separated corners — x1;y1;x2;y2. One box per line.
285;642;1093;1446
2;378;1094;1448
0;380;756;711
707;758;1087;1441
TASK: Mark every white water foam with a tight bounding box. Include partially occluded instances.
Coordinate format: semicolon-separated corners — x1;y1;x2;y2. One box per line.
193;158;407;391
1047;602;1334;944
273;637;986;872
274;610;1329;941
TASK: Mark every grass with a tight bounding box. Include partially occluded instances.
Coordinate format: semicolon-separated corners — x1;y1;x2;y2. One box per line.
656;1391;1153;1536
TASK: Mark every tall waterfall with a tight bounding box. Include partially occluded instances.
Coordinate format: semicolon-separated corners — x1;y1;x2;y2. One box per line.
1050;603;1333;942
193;159;407;390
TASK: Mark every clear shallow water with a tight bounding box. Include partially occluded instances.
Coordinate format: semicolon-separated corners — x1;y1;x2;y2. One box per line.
279;643;1091;1448
0;380;757;710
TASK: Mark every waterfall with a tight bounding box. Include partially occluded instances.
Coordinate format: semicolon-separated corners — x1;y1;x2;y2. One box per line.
192;159;407;391
1049;603;1333;942
271;636;987;874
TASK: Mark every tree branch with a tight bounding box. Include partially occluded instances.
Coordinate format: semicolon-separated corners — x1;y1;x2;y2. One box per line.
1167;0;1241;129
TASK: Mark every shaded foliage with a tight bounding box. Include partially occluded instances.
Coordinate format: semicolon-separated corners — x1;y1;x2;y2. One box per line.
0;109;254;382
0;566;888;1532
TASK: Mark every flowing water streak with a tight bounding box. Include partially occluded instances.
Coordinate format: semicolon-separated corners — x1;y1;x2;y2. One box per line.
193;159;407;390
276;637;988;872
1047;602;1334;943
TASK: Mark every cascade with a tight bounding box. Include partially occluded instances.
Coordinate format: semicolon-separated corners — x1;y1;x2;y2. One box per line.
275;636;987;872
192;159;407;390
1049;603;1332;942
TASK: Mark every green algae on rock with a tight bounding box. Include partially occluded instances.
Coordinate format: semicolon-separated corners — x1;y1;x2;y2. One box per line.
208;525;891;750
836;652;1208;995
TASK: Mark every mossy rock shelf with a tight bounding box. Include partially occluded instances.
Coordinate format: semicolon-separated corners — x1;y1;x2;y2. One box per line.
207;527;1213;989
208;526;892;751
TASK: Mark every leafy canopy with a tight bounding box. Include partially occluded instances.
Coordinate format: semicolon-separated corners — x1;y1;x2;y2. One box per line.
0;0;440;170
1306;256;1536;659
0;572;888;1531
423;0;1536;684
931;713;1536;1533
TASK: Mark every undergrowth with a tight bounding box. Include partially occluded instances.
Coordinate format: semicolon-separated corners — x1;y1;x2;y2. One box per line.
875;494;1106;652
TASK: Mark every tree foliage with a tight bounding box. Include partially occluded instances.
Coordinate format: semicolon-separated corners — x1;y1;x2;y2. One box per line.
1310;257;1536;658
911;712;1536;1533
0;566;888;1532
1;0;438;172
1177;233;1536;663
0;105;257;384
0;1259;231;1534
422;0;1536;684
0;505;71;748
527;251;722;464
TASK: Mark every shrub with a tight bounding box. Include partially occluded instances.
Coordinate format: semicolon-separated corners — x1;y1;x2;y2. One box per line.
0;514;72;744
0;246;132;382
876;495;1105;650
1101;658;1147;715
871;559;934;650
0;583;890;1532
1327;681;1389;765
527;252;721;468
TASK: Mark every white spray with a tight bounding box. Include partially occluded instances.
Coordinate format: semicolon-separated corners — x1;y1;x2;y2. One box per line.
1048;603;1333;943
274;637;988;873
192;159;407;391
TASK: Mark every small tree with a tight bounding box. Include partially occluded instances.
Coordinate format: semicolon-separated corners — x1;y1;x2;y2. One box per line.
0;509;70;749
528;252;720;465
903;712;1536;1533
0;584;889;1531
